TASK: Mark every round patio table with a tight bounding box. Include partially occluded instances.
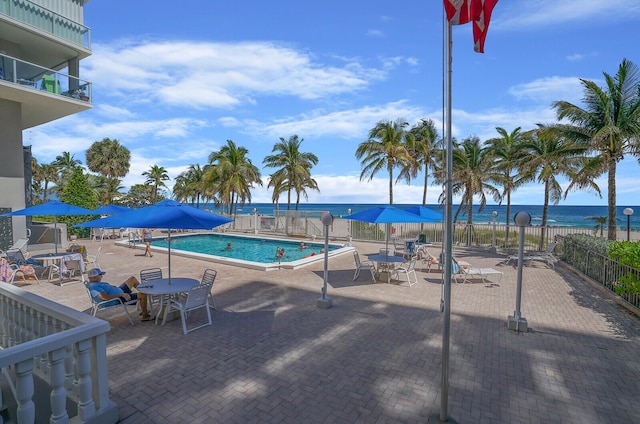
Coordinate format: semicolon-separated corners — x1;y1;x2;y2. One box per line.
136;277;199;324
366;254;406;283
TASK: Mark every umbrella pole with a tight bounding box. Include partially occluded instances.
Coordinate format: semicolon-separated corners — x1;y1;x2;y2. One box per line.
168;231;172;283
54;217;58;254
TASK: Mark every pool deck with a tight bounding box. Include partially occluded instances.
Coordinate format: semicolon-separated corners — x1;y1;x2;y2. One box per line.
18;238;640;423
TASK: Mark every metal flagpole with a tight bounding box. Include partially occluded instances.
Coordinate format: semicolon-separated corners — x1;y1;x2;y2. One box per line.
430;17;457;424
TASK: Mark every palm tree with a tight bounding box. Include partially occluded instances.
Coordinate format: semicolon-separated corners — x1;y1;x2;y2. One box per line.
356;119;413;204
174;164;212;208
53;151;82;194
86;138;131;204
585;216;610;237
403;118;442;205
551;58;640;240
445;136;501;224
486;127;528;246
40;163;60;202
142;165;170;203
208;140;262;215
263;135;319;210
522;126;601;249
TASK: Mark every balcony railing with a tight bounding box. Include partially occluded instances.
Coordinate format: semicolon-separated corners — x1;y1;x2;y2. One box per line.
0;53;92;103
0;0;90;49
0;284;118;423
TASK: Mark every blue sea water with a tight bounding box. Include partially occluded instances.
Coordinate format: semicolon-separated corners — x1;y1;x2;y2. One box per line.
201;203;640;229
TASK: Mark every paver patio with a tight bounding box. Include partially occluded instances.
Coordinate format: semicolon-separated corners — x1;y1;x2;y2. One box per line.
17;238;640;423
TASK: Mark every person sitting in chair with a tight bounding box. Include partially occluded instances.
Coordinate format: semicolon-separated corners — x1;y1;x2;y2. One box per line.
86;268;152;322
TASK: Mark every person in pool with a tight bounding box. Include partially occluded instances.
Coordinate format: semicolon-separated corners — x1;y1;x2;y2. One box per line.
276;247;285;259
225;242;233;250
299;241;307;250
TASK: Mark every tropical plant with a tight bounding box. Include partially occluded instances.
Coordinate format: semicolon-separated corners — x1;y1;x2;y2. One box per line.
52;151;82;194
486;127;529;246
58;168;99;238
207;140;262;215
85;138;131;204
118;184;157;208
356;119;413;204
438;136;501;225
551;58;640;240
403;118;442;205
142;165;170;203
40;163;60;202
585;216;610;237
173;164;212;208
522;126;601;249
263;135;319;210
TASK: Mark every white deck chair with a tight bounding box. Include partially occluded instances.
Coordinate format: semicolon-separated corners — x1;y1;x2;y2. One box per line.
201;268;218;310
452;258;503;284
353;251;376;282
505;241;558;268
84;246;102;269
84;281;135;325
91;227;105;242
162;281;213;335
393;256;419;287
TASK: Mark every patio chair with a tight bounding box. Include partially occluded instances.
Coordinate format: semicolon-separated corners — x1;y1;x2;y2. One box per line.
392;238;406;257
504;241;557;268
84;281;135;325
91;227;105;242
84;246;102;269
452;258;503;284
52;254;85;285
1;257;17;284
353;251;376;282
162;281;213;335
419;247;440;272
140;267;163;316
393;256;419;287
5;249;44;281
8;238;29;257
201;268;218;310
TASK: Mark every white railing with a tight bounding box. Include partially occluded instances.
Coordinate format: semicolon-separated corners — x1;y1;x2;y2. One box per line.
0;284;118;424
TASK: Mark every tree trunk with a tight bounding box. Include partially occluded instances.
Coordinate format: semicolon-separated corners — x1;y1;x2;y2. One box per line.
540;181;549;251
388;165;394;205
505;190;511;247
607;159;617;241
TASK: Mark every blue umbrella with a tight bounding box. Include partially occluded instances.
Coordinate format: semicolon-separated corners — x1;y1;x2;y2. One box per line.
403;205;443;222
344;205;435;252
1;200;94;254
92;204;133;215
77;200;233;279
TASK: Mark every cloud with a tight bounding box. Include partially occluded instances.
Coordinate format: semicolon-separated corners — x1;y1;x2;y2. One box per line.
495;0;640;30
507;76;584;104
85;40;386;109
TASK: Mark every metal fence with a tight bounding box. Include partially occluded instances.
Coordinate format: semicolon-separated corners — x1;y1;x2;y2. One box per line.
560;237;640;311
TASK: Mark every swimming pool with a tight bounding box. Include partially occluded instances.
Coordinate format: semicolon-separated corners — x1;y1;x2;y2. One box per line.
120;233;354;271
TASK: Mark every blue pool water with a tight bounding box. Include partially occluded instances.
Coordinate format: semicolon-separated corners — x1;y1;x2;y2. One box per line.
151;233;338;264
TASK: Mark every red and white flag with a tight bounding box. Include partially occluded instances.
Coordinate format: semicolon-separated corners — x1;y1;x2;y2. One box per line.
443;0;499;53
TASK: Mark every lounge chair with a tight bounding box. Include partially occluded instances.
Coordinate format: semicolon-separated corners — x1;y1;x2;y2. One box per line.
420;247;440;272
84;246;102;269
452;258;503;284
505;241;557;268
353;251;376;282
84;281;135;325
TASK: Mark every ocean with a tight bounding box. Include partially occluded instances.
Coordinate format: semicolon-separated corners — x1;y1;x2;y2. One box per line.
201;203;640;229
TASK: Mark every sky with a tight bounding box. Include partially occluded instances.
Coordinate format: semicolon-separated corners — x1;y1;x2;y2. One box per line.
27;0;640;206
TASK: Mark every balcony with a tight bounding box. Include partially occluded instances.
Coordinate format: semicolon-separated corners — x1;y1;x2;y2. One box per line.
0;52;92;129
0;284;118;423
0;0;90;50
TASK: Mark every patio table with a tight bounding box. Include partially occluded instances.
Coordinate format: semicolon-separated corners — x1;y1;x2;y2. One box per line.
136;277;199;324
367;254;406;283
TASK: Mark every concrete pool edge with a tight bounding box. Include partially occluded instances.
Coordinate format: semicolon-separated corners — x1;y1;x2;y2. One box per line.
115;232;356;271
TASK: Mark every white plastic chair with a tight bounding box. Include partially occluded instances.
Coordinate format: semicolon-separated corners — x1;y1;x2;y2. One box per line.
393;256;419;287
91;228;105;242
353;251;376;282
84;281;135;325
84;246;102;269
162;281;213;335
201;268;218;310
